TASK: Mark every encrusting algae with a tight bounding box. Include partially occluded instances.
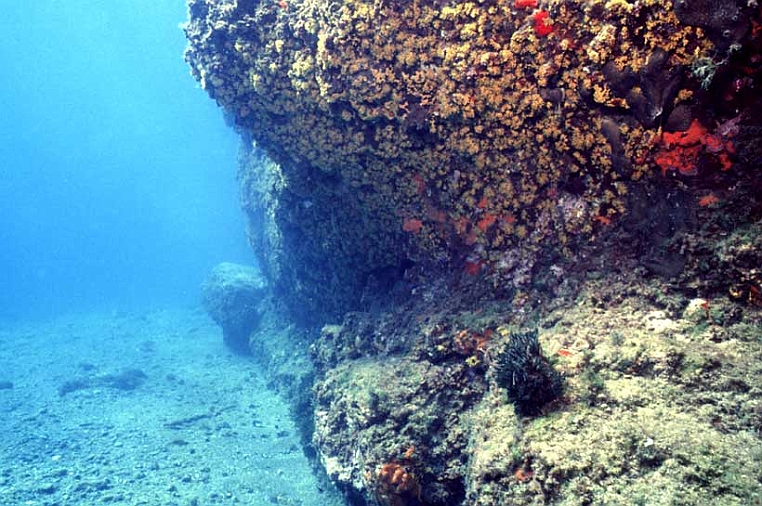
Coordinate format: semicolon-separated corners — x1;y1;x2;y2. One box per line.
185;0;760;321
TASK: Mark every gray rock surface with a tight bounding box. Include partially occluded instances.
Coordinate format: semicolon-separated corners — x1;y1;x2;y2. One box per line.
202;262;267;354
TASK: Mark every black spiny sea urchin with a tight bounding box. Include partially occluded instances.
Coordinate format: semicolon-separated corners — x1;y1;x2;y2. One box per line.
494;329;564;416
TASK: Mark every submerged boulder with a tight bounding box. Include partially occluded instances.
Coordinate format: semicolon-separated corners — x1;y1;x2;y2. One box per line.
202;262;267;354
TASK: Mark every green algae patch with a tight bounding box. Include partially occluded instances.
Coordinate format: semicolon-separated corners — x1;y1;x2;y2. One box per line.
459;280;762;506
519;406;761;506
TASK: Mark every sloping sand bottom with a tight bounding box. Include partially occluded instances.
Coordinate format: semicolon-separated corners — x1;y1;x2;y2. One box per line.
0;308;343;506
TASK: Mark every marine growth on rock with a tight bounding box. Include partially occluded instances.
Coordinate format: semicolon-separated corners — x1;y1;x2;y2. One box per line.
184;0;762;321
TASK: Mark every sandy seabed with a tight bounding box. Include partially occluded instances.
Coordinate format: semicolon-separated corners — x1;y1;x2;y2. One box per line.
0;308;343;506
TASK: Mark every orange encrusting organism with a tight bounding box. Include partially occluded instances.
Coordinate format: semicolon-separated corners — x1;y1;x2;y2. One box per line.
477;213;497;232
698;194;719;207
514;0;538;8
402;218;423;234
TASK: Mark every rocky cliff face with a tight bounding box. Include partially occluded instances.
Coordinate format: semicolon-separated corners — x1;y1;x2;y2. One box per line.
185;0;761;323
185;0;762;504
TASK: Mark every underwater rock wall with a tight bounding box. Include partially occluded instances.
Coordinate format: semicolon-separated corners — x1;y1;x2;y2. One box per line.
185;1;762;504
306;270;762;506
185;0;762;322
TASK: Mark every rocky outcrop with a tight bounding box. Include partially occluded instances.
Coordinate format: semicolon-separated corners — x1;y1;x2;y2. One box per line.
202;262;267;354
185;0;762;323
308;266;762;506
185;1;762;504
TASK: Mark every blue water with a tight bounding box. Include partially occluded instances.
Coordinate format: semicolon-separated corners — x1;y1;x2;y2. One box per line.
0;1;251;320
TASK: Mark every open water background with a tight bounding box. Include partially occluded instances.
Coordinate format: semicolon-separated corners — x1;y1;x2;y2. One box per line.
0;0;251;321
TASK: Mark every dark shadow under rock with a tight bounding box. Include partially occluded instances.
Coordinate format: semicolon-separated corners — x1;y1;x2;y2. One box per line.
58;378;92;396
101;369;147;391
58;368;148;396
